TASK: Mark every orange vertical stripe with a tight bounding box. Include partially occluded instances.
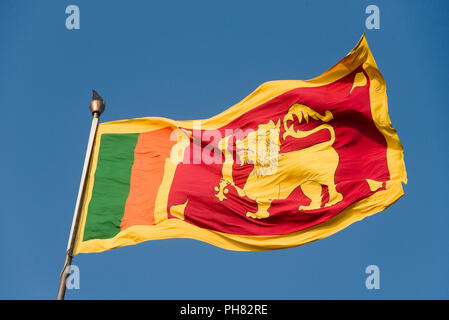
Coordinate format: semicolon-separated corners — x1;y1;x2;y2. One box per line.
121;127;176;230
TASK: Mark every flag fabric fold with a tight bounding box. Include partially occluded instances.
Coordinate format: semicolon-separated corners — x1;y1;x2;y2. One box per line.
73;35;407;254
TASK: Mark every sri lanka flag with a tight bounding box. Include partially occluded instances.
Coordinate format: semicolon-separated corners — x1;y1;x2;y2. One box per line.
73;35;407;254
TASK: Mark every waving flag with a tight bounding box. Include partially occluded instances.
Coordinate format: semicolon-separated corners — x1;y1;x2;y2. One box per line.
73;35;406;254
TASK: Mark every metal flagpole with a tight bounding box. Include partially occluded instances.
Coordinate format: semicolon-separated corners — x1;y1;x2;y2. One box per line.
57;90;105;300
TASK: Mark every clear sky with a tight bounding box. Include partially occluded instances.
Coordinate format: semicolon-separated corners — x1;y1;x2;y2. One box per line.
1;0;448;299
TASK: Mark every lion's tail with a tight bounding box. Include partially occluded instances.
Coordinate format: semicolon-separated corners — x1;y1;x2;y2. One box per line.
286;123;335;148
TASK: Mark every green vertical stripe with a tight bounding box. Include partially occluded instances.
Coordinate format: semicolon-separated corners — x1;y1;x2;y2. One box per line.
83;133;139;241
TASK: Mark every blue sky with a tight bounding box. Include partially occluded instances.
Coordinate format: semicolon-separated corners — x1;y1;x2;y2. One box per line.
0;0;448;299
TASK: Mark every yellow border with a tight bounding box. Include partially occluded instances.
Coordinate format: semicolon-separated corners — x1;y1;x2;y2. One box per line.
74;34;407;254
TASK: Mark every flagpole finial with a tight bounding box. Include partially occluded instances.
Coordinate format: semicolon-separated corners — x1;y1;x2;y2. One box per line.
89;89;106;116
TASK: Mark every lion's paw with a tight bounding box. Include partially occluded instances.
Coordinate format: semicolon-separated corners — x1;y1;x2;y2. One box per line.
246;210;270;219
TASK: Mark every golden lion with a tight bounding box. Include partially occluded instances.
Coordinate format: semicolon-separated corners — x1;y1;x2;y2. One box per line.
214;103;343;219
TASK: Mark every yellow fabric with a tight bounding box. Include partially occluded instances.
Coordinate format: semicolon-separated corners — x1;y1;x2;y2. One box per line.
74;34;406;254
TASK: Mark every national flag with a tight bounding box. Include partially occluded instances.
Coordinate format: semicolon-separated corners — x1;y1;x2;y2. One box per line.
73;35;407;254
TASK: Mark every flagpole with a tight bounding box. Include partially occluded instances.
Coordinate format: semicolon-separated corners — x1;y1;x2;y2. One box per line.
57;90;105;300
